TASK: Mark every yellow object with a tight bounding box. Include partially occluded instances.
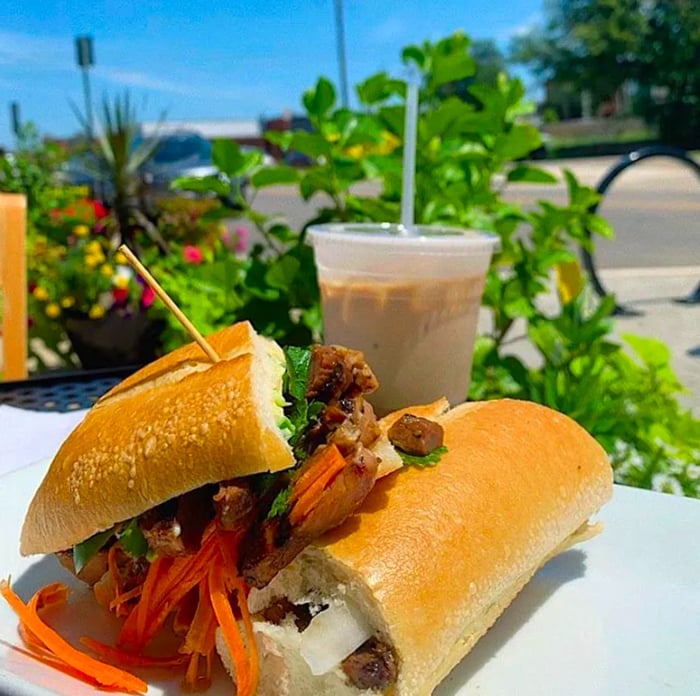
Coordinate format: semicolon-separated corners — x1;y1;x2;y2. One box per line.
556;260;584;305
88;304;106;319
113;275;129;290
74;224;90;237
85;254;102;269
100;264;114;278
114;251;128;265
45;303;61;319
60;297;75;309
86;240;102;254
0;193;28;379
32;286;50;301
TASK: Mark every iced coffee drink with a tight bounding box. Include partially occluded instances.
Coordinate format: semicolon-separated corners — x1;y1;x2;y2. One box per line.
308;224;498;415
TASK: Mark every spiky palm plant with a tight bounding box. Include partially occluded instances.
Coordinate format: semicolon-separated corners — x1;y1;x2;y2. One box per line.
74;92;168;252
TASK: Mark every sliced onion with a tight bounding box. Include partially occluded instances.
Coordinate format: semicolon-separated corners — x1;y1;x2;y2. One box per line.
299;600;372;676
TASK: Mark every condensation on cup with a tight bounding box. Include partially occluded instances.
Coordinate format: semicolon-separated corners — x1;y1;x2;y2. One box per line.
307;223;499;416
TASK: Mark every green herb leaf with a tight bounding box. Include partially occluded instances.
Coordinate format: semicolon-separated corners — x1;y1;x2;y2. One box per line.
398;446;448;468
267;484;293;519
73;528;114;574
118;519;149;559
284;346;313;402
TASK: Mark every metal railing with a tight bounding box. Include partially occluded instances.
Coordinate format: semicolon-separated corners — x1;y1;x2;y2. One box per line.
580;145;700;315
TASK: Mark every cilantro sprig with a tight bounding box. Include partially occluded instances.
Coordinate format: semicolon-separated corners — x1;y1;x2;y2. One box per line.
283;346;324;458
398;445;448;468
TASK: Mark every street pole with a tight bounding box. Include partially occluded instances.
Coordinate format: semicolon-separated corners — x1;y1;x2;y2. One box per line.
10;102;21;139
75;36;95;138
333;0;349;108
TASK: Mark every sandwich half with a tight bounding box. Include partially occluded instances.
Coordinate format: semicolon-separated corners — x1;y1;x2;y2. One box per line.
16;320;419;690
218;398;613;695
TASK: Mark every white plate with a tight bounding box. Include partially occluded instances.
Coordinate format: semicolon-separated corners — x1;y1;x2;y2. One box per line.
1;461;699;695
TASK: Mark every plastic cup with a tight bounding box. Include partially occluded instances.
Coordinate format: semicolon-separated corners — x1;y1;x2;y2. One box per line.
307;223;499;415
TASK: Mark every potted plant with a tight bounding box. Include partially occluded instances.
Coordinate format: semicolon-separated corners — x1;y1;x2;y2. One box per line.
28;206;163;369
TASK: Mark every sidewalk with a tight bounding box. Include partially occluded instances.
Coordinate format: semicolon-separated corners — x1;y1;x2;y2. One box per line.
479;266;700;415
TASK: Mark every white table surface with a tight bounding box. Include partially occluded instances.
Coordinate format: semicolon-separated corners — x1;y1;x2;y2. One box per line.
0;405;698;695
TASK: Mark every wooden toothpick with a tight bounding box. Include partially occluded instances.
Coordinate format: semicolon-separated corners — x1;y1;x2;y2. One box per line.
118;244;221;363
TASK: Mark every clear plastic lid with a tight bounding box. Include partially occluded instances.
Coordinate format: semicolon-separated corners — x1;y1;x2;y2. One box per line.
308;223;500;279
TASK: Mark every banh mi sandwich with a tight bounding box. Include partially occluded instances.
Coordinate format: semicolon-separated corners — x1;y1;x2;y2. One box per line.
216;399;613;695
6;320;450;693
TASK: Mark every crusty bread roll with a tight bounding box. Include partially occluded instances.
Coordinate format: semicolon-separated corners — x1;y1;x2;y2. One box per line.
218;399;613;695
21;321;294;555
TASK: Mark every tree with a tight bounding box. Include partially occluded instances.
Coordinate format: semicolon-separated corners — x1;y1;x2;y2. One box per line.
635;1;700;146
510;0;700;145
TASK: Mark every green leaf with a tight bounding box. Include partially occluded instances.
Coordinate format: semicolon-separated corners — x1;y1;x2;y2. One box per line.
430;51;475;89
212;139;245;176
73;528;114;573
303;77;336;119
284;346;313;402
267;484;293;519
586;214;615;239
250;165;300;188
171;174;229;197
401;45;426;68
507;165;558;184
118;519;149;559
356;72;402;105
265;255;300;291
289;132;332;159
493;125;541;161
623;334;672;369
398;445;448;468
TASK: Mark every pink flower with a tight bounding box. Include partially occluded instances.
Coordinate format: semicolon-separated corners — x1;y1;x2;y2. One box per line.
141;286;155;308
234;226;249;254
183;245;205;265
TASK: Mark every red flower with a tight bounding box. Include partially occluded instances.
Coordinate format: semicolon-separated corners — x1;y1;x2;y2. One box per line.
141;286;155;308
183;245;205;265
112;287;129;305
93;200;108;219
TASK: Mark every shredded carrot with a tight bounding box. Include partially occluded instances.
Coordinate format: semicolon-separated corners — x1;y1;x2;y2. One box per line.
110;584;143;615
209;562;256;696
4;524;259;695
0;579;147;694
181;578;216;657
80;636;188;668
108;545;122;600
289;443;347;524
227;571;259;696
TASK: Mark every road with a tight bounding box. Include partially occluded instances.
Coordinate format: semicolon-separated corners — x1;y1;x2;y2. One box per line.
247;155;699;271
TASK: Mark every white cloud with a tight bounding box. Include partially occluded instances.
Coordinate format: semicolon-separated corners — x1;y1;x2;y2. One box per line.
96;66;269;103
0;30;70;69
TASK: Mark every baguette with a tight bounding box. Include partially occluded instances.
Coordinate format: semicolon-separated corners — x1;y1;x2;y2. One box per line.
20;321;293;555
218;399;613;695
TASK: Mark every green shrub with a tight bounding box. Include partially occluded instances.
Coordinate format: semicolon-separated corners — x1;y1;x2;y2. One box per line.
180;31;699;496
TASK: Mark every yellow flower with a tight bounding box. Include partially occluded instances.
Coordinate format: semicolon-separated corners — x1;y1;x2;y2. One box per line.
60;296;75;308
100;264;114;278
74;224;90;238
556;260;584;305
113;275;130;290
114;251;128;265
86;240;102;255
32;286;50;301
85;254;101;269
88;304;106;319
45;303;61;319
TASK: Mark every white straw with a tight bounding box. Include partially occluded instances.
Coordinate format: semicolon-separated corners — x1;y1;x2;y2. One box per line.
400;81;419;231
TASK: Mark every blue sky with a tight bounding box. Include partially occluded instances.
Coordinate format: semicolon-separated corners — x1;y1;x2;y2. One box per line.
0;0;542;148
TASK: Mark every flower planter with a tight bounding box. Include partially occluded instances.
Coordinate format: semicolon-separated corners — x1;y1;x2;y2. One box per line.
64;312;165;370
